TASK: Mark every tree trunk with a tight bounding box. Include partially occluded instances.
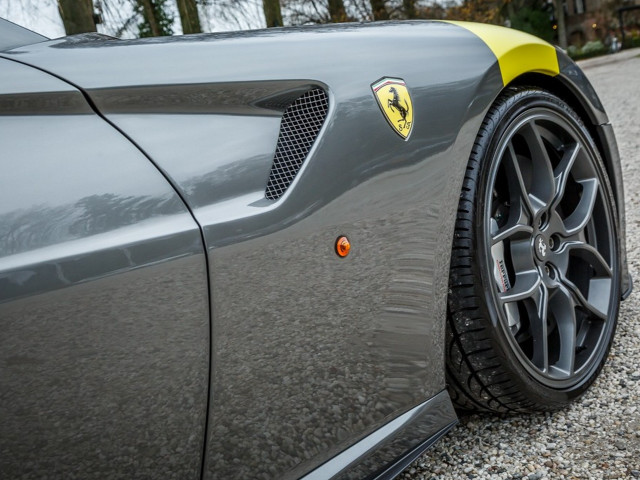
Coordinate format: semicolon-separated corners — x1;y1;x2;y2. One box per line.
139;0;161;36
403;0;417;19
177;0;202;34
263;0;283;27
555;0;568;48
506;0;515;24
370;0;388;20
57;0;96;34
328;0;347;22
137;0;173;37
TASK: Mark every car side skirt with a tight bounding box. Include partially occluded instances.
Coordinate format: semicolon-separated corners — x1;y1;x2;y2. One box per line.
301;390;457;480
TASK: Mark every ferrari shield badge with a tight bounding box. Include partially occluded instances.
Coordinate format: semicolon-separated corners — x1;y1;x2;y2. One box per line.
371;77;413;140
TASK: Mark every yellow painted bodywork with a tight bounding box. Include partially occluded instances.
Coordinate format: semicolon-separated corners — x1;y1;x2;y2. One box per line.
444;21;560;86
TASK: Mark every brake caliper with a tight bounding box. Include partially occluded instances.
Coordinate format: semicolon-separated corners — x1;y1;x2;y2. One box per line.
490;218;520;330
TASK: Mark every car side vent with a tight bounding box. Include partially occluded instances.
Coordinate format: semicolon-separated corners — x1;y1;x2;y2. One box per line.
265;88;329;200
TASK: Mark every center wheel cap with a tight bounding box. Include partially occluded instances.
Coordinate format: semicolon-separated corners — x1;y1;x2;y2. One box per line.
534;235;549;261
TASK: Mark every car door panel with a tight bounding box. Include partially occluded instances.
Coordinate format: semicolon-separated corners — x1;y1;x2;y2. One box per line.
0;58;209;479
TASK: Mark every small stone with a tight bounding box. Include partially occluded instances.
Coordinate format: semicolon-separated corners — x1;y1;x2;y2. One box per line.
631;470;640;478
614;441;627;450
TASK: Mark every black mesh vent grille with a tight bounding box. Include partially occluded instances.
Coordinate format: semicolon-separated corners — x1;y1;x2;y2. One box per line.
265;88;329;200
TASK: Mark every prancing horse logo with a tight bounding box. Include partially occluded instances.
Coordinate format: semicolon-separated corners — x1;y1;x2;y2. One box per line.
538;237;547;258
387;87;410;129
372;78;414;139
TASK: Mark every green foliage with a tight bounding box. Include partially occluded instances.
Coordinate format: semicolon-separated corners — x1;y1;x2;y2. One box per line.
582;40;605;54
136;0;174;37
624;35;640;48
510;6;554;43
567;40;607;60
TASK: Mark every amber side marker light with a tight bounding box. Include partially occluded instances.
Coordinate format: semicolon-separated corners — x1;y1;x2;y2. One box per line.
335;236;351;258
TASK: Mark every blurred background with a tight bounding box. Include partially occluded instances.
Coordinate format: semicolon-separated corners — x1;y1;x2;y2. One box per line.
1;1;639;66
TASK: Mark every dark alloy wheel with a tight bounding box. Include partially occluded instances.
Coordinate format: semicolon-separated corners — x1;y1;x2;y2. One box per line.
446;86;621;413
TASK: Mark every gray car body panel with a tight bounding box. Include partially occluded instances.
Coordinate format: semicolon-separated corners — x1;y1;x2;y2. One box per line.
2;22;630;298
2;21;498;478
0;19;629;479
0;18;47;52
0;57;209;479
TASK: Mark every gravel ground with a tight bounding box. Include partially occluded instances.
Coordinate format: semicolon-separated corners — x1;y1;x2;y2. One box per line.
401;49;640;480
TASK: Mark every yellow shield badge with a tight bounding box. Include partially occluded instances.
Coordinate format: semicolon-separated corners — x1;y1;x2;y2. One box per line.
371;77;413;140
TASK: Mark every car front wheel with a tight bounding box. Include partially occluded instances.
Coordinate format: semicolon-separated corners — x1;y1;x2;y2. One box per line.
446;86;621;413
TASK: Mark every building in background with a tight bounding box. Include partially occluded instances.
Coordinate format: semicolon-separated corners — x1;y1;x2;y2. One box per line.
563;0;640;44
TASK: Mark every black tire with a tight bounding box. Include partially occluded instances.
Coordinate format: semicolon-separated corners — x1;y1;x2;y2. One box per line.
446;86;621;413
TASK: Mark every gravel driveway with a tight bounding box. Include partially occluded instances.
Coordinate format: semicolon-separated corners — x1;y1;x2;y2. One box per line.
401;49;640;480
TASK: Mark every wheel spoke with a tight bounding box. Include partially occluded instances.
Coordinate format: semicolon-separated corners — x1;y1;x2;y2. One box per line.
499;270;541;303
564;241;613;278
504;142;535;218
549;285;577;377
562;179;598;236
520;120;555;210
552;239;571;275
551;143;580;210
530;284;549;371
491;202;533;244
559;274;608;320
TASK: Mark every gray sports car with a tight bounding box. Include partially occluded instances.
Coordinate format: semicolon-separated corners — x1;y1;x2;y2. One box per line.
0;17;631;479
